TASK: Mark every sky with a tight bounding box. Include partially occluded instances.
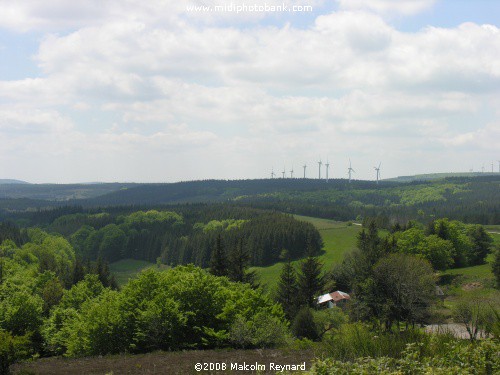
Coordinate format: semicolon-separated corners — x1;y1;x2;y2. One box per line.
0;0;499;183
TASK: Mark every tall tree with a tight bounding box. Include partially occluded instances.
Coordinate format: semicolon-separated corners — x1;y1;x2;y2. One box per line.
228;238;257;286
72;257;86;285
493;247;500;289
209;234;228;277
467;225;493;265
373;254;436;329
276;253;299;319
297;253;325;308
358;221;383;266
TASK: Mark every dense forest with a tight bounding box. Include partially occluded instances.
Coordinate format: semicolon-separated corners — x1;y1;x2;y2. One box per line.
1;175;498;225
1;205;322;268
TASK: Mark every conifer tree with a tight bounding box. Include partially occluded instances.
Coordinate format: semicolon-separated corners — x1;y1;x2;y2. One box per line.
210;234;228;277
228;237;257;286
72;257;86;285
297;244;325;307
276;253;299;319
493;247;500;289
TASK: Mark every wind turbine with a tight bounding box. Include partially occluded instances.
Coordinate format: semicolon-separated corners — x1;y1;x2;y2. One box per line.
348;159;355;183
318;160;323;179
482;164;485;173
271;168;275;179
282;166;286;179
374;162;381;184
290;167;294;179
303;164;307;179
498;160;500;173
325;160;330;182
492;162;494;173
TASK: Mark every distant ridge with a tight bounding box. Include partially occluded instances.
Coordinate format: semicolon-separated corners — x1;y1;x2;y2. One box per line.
0;179;29;184
385;172;498;182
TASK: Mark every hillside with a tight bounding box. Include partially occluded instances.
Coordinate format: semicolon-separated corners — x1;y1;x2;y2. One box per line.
0;179;29;184
252;216;361;291
0;175;498;225
387;172;498;182
0;182;135;201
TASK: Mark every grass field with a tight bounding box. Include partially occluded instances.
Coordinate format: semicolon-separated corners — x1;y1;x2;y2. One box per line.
251;216;361;293
110;259;155;286
109;222;499;294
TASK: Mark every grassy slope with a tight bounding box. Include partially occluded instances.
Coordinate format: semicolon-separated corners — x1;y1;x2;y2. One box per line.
251;215;361;293
110;259;154;286
110;222;499;293
443;231;499;279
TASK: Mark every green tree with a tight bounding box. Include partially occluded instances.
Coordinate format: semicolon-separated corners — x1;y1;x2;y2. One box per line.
493;247;500;289
452;295;497;341
291;307;319;340
417;235;453;271
228;238;256;285
297;254;325;308
134;291;187;352
98;224;128;261
373;254;436;329
467;225;493;265
209;234;228;277
276;256;298;320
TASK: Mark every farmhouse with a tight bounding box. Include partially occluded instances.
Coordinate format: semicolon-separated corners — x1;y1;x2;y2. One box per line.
317;290;350;308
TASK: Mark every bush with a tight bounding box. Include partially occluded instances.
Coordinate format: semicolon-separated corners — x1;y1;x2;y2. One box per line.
320;323;434;361
51;266;287;356
0;331;32;375
292;307;320;341
310;339;500;375
229;312;290;348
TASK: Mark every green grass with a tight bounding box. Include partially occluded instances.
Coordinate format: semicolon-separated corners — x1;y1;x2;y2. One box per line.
252;216;361;293
110;259;155;286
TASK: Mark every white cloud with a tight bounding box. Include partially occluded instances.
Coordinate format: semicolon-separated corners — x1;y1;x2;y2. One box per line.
336;0;436;16
0;2;498;182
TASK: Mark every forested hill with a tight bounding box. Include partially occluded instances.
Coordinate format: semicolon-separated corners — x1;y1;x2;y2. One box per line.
0;175;498;225
85;178;390;206
0;179;29;184
85;176;499;224
0;182;134;201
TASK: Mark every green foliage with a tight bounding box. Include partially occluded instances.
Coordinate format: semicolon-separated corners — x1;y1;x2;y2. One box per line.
311;339;500;375
229;312;290;349
209;234;227;277
0;330;32;375
202;219;247;233
312;307;347;338
452;295;498;341
66;289;128;356
373;254;436;328
46;266;287;357
292;307;319;341
391;219;493;270
418;235;454;271
493;247;500;289
297;254;325;307
122;210;183;228
0;288;43;336
59;274;104;310
97;224;128;262
133;292;186;352
276;258;299;320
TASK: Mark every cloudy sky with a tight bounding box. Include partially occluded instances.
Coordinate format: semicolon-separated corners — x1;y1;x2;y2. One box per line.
0;0;499;183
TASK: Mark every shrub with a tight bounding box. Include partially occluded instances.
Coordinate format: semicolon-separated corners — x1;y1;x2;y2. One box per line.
229;312;290;348
309;339;500;375
0;331;32;375
292;307;320;341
